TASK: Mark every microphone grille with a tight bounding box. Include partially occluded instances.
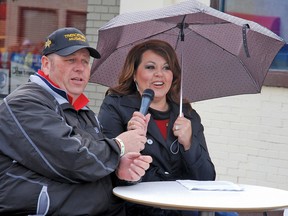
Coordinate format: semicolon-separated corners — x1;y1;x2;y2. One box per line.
142;89;155;100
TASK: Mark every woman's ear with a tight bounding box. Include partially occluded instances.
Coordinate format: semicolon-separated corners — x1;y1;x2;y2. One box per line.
134;79;139;91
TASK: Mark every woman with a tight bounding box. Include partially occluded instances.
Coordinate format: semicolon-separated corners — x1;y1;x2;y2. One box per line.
98;39;216;216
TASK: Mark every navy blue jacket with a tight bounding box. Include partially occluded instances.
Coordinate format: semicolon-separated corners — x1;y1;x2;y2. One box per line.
99;94;215;182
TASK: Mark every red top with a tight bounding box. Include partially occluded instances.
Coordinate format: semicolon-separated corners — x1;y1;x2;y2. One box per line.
155;119;169;140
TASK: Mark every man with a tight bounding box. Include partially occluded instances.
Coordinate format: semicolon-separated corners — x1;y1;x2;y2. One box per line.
0;27;152;215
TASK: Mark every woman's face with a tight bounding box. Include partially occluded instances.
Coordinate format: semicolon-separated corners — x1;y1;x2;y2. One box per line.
134;50;173;102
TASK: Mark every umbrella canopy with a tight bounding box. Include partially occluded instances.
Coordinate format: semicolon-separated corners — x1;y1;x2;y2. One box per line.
90;0;285;103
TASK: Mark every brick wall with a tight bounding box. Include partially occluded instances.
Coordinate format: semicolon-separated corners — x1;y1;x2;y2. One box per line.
85;0;120;114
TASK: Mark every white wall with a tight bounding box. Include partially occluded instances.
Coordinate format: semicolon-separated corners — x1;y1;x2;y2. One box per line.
192;86;288;190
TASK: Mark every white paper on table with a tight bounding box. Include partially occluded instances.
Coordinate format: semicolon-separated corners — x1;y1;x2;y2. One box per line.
176;180;244;191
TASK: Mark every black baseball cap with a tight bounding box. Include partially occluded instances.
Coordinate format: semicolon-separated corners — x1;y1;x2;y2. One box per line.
42;27;101;59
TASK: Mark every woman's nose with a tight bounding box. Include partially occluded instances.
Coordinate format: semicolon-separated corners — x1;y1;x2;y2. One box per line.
154;69;163;76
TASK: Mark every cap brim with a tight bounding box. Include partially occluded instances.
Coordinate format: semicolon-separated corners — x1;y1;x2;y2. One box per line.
55;45;101;59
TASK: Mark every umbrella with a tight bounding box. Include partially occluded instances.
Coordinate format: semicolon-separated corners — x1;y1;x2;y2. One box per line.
90;0;285;105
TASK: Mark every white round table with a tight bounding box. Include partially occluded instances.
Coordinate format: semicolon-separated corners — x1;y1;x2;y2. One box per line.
113;181;288;216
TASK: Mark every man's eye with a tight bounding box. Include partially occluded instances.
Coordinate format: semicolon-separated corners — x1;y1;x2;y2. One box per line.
83;60;89;65
67;59;75;63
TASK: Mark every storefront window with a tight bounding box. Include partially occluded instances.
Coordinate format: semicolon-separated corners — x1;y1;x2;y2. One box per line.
0;0;88;97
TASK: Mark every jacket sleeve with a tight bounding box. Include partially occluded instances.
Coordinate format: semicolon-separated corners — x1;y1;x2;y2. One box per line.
180;109;216;180
0;87;120;183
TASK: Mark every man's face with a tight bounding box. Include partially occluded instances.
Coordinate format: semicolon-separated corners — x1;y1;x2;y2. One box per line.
43;48;91;102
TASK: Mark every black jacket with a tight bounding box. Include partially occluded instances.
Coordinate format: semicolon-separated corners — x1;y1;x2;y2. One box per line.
98;94;216;215
0;75;124;216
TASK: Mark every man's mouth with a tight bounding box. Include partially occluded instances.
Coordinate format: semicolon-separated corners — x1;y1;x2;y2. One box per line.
72;77;83;81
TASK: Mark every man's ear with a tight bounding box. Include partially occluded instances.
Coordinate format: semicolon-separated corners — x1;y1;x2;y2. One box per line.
41;55;50;75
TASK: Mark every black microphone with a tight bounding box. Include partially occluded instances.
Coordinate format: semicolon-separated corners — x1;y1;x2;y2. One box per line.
139;89;155;115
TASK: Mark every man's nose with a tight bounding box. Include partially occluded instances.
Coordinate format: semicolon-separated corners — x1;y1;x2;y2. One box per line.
74;61;86;71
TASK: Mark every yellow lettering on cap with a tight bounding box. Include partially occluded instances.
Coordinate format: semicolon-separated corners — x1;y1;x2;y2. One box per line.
64;33;86;42
45;39;52;48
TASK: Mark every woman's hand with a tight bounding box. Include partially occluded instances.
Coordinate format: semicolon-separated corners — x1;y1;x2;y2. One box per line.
127;111;151;133
173;114;192;151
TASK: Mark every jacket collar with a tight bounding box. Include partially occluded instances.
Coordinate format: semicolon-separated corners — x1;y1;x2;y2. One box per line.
32;70;89;110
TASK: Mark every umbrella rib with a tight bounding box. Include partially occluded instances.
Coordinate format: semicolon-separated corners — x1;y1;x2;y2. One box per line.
237;59;260;92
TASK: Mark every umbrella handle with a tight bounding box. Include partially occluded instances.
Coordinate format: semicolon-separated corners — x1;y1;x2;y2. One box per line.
179;44;183;117
179;79;183;117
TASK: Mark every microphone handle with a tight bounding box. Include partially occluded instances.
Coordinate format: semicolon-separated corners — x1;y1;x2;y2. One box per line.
139;97;151;115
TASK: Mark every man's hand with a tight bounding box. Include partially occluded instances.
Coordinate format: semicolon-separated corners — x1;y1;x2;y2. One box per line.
116;111;150;154
116;129;147;153
116;152;152;181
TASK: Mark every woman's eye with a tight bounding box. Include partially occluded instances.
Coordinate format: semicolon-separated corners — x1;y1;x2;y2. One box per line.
145;65;155;70
163;66;170;70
